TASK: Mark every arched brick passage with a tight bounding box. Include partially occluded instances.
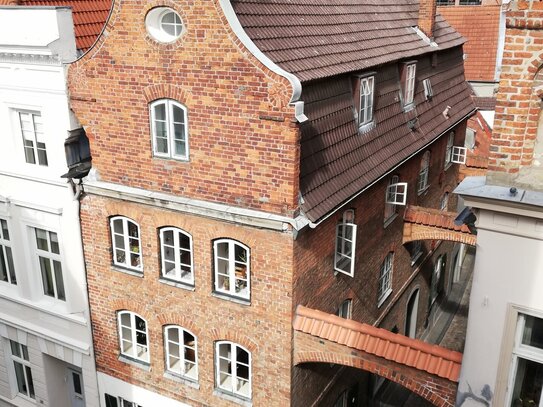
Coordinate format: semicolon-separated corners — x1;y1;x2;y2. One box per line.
293;306;462;407
403;205;476;246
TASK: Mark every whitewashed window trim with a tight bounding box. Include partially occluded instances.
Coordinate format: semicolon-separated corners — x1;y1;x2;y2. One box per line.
213;239;250;300
0;219;16;285
451;146;467;164
359;75;375;126
334;210;357;277
164;326;198;381
423;78;433;100
159;227;193;285
378;252;393;306
17;110;47;166
444;132;454;168
386;180;408;206
215;341;251;399
417;151;431;194
404;63;417;106
150;99;189;161
35;228;65;301
118;311;149;363
9;340;35;399
110;216;142;272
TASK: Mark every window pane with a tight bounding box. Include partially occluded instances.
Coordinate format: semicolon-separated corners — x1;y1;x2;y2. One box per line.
7;248;16;284
40;257;55;297
26;366;35;398
113;219;124;234
105;394;119;407
0;248;8;283
154;104;166;121
1;220;9;240
172;105;184;124
35;229;48;251
37;142;48;166
511;357;543;407
72;372;82;395
120;313;131;328
21;345;29;361
522;315;543;349
54;261;65;301
14;361;27;395
50;232;59;254
10;341;20;357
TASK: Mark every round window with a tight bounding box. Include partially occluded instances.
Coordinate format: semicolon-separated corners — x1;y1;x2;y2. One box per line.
146;7;184;43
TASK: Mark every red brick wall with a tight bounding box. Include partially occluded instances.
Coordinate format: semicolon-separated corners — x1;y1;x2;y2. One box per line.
69;0;300;216
291;124;465;405
81;195;295;406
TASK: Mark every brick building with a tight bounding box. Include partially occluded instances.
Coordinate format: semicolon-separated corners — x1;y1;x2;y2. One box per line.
66;0;474;405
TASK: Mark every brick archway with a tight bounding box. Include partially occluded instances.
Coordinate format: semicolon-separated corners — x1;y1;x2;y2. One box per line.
293;306;462;407
403;205;476;246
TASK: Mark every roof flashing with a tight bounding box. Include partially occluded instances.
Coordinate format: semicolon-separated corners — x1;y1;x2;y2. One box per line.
413;26;438;47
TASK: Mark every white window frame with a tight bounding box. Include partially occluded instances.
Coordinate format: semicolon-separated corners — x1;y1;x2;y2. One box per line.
164;325;198;381
9;340;35;400
0;218;16;285
506;312;543;407
215;341;251;399
451;146;467;164
423;78;433;100
110;216;142;272
213;239;250;300
444;132;454;168
150;99;189;161
403;63;417;106
159;227;193;285
334;210;357;277
17;110;47;166
104;394;143;407
359;75;375;126
145;7;184;43
378;252;393;306
386;179;408;206
337;299;352;319
117;311;150;363
417;151;431;194
34;228;65;301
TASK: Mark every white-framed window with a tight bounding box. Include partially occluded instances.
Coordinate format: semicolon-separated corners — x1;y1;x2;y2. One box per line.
35;228;65;301
359;76;375;126
384;175;407;222
104;394;143;407
417;151;431;194
110;216;142;271
440;192;449;211
118;311;149;363
213;239;250;300
0;219;16;285
451;146;467;164
378;252;393;305
444;132;454;168
507;313;543;407
145;7;184;43
215;341;251;399
423;78;433;100
337;299;352;319
402;63;417;106
335;209;357;277
10;340;35;399
164;326;197;380
159;227;193;285
150;99;189;161
431;255;445;305
17;111;47;166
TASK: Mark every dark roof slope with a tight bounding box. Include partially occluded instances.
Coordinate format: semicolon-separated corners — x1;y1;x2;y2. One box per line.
232;0;465;82
300;47;474;221
19;0;111;52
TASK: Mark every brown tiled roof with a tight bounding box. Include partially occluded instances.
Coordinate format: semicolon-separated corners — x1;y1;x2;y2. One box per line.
18;0;111;52
232;0;465;82
299;47;475;221
438;5;501;82
404;205;471;233
472;96;496;110
293;305;463;382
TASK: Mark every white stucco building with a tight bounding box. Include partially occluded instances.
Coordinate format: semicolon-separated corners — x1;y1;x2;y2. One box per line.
0;7;98;407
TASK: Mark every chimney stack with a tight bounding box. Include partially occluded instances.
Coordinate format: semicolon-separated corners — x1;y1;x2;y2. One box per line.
418;0;437;40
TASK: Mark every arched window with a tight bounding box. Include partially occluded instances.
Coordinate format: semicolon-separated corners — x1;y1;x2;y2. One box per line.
117;311;149;363
159;227;193;285
417;151;431;194
405;289;420;339
164;326;197;380
215;341;251;399
110;216;142;271
150;99;188;160
213;239;250;300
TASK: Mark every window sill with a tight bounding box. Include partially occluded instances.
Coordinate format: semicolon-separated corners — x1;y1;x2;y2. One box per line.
417;186;430;196
383;213;398;228
211;292;250;306
111;265;144;278
159;278;195;291
163;372;199;389
358;120;375;134
118;354;151;371
377;289;392;308
152;154;190;163
213;389;252;407
403;103;415;113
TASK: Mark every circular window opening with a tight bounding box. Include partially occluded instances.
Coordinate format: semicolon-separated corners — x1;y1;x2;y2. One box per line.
146;7;184;43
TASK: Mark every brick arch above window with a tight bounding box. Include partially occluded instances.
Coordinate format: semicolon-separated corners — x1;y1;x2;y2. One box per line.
208;327;259;354
111;300;149;320
143;84;193;105
157;313;200;337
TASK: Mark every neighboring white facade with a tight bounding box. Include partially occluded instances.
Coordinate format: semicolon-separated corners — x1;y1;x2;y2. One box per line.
0;7;98;406
455;176;543;407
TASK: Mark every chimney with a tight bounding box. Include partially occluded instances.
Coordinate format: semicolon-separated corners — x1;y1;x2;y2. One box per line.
418;0;437;40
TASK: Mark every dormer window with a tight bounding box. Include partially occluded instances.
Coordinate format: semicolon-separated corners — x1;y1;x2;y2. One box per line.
400;62;417;108
359;75;375;127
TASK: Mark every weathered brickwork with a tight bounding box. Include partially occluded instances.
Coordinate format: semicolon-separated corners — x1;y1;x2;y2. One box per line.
81;195;295;406
487;1;543;187
291;126;465;405
69;0;300;216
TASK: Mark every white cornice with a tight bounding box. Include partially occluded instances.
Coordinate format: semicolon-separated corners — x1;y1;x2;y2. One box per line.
0;52;61;66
